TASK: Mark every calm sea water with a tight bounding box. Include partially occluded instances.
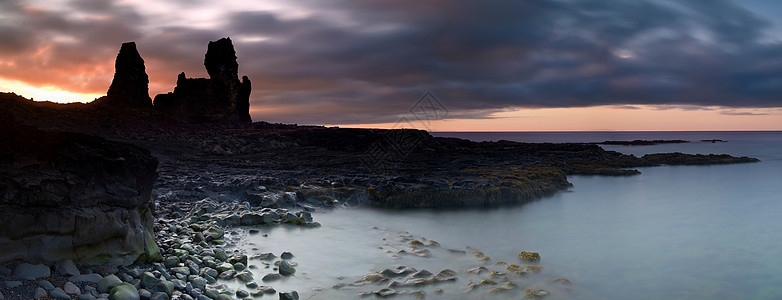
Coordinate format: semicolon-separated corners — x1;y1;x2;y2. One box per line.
232;131;782;299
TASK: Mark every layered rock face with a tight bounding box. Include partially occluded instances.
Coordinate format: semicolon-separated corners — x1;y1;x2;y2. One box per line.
154;37;252;123
94;42;152;107
0;116;161;265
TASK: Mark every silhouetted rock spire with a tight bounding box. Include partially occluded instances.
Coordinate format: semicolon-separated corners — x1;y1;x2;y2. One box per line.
154;37;252;123
104;42;152;107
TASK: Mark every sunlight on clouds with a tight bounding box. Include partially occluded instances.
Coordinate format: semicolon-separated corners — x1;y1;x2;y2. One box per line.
328;105;782;131
0;78;102;103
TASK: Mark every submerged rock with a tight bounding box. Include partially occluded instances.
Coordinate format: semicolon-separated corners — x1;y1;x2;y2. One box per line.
518;251;541;263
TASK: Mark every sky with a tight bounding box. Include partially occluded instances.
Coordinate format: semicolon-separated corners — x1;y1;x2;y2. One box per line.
1;0;781;131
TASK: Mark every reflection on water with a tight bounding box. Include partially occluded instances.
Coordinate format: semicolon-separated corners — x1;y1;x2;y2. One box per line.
226;132;782;299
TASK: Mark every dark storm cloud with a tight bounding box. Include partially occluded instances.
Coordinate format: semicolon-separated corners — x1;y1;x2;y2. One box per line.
219;0;782;123
2;0;781;124
0;0;143;93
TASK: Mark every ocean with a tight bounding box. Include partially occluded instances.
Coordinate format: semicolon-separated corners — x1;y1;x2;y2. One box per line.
232;131;782;299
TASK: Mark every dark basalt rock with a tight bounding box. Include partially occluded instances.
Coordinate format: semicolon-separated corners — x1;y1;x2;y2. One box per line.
94;42;152;107
154;37;252;123
0;114;161;265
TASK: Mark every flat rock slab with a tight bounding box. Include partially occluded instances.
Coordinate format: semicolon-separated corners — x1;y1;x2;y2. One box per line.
12;263;51;280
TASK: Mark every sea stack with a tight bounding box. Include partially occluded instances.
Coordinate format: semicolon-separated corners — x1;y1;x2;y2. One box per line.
154;37;252;123
98;42;152;107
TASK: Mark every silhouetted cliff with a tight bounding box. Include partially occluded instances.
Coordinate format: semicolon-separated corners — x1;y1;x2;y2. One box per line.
154;37;252;123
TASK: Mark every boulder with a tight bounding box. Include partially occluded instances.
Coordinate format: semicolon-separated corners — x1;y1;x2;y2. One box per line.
54;259;80;276
278;261;295;276
11;263;50;280
98;275;123;293
153;37;252;123
518;251;541;263
110;283;140;300
50;288;70;299
279;291;299;300
0;120;161;265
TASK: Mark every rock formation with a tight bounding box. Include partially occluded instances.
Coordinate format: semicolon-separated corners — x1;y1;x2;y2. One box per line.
154;37;252;123
0;115;161;265
94;42;152;107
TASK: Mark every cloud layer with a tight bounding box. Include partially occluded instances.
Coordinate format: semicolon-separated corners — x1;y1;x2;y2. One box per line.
1;0;781;124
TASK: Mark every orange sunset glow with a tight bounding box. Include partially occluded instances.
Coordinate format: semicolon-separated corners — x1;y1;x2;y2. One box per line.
2;0;782;131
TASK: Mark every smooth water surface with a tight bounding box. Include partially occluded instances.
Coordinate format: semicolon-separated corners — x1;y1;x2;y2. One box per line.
235;131;782;299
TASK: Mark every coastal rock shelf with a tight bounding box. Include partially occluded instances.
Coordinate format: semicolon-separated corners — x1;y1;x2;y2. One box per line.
0;117;160;265
3;89;760;210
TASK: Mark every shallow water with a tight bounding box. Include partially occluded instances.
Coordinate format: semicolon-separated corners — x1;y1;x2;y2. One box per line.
229;131;782;299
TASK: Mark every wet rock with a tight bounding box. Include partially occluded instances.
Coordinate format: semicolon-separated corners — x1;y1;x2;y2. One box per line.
172;279;187;290
518;251;541;262
55;259;81;276
78;293;97;300
278;261;295;276
261;273;282;282
523;288;549;298
507;264;527;275
110;283;140;300
550;277;572;286
150;292;169;300
70;274;104;284
279;291;299;300
34;287;48;298
190;277;207;291
234;262;246;271
216;262;234;273
236;271;253;282
466;266;488;275
359;288;397;298
251;253;276;261
525;265;543;272
39;280;56;291
240;213;262;225
150;280;174;295
355;273;389;285
380;266;417;277
12;263;50;280
280;252;294;260
227;253;248;265
138;289;151;299
235;289;249;298
218;270;236;280
50;288;70;299
435;269;457;279
163;256;179;268
64;281;82;295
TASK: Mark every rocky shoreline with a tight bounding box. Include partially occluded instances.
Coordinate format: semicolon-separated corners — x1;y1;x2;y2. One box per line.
1;97;761;298
0;37;761;299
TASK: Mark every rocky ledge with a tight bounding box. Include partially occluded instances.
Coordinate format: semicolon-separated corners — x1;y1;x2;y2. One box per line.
0;116;160;266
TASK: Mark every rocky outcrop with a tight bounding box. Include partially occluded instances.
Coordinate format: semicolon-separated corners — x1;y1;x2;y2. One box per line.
0;115;160;265
154;37;252;123
93;42;152;107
